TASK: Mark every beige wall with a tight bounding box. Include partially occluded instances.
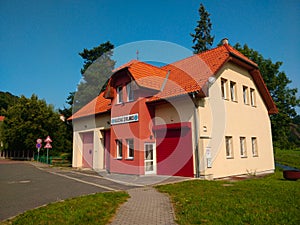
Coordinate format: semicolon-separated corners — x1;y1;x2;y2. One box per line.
72;113;110;170
198;62;274;178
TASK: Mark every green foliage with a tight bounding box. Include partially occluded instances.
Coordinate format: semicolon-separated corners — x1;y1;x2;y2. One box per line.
157;170;300;225
1;94;71;156
74;42;115;112
0;91;19;113
274;148;300;168
191;3;214;54
234;43;300;149
2;192;129;225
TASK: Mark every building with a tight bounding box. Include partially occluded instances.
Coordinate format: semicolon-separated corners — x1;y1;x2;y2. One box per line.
69;41;277;179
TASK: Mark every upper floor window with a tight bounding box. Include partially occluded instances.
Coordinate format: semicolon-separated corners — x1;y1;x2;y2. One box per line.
126;83;134;102
243;86;249;105
250;88;256;107
221;78;228;100
230;81;237;102
116;86;123;104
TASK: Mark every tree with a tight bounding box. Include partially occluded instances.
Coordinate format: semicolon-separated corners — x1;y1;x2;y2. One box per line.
74;41;115;112
234;43;300;149
1;94;70;157
191;3;214;54
0;91;19;113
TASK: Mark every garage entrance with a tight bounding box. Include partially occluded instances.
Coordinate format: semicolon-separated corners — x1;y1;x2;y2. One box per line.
154;122;194;177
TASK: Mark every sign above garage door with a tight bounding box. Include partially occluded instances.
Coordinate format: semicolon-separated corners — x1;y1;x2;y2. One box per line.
111;113;139;125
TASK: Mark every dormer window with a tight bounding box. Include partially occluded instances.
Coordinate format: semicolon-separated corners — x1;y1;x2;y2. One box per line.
126;83;134;102
117;86;123;104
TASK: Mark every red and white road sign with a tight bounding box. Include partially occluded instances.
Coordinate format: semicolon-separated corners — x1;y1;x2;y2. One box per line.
44;142;52;149
44;136;52;143
36;139;42;144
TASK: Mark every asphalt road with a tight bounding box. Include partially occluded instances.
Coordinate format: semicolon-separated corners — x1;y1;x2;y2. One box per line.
0;160;136;221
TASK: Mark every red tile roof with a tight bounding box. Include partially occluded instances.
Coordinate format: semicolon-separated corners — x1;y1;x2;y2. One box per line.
0;116;5;122
69;44;277;120
68;92;111;120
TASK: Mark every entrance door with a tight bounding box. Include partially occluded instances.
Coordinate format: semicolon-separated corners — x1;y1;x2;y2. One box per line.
82;132;93;168
144;143;156;174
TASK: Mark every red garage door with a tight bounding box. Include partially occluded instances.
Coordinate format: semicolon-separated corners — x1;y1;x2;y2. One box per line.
154;122;193;177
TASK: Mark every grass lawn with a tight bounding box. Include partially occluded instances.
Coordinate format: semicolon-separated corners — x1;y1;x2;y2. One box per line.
274;148;300;168
157;170;300;225
1;192;128;225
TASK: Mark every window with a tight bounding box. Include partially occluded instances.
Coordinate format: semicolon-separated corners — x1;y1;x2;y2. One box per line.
250;88;256;106
230;81;237;102
243;86;249;105
240;137;247;157
116;139;122;158
251;137;258;157
225;136;233;158
126;139;134;159
221;78;228;99
126;83;134;102
116;86;123;104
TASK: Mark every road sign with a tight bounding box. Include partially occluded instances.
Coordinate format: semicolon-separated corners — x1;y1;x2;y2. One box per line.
36;143;42;149
36;139;42;144
44;136;52;143
44;142;52;149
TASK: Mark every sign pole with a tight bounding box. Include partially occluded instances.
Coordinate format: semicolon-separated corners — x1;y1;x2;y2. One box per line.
37;148;40;162
46;148;49;164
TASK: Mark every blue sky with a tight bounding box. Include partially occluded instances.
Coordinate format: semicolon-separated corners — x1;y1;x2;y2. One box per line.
0;0;299;113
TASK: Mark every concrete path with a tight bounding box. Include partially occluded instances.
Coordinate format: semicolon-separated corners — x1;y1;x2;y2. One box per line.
110;187;177;225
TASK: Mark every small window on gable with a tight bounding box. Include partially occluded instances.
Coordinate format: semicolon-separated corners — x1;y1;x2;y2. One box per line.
221;78;228;100
117;86;123;104
250;88;256;107
116;139;122;159
243;86;249;105
230;81;237;102
126;83;134;102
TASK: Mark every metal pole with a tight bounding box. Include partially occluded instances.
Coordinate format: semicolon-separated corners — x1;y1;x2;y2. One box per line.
47;148;49;164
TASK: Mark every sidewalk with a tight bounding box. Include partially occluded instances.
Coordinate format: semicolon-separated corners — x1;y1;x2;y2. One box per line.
110;187;177;225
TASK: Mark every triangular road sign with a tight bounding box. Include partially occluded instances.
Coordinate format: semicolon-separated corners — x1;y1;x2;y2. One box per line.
44;136;52;143
44;142;52;149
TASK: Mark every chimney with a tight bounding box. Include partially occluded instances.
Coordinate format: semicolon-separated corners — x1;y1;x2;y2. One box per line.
221;38;229;45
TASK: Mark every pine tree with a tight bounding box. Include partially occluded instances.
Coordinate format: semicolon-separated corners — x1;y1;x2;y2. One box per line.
191;3;214;54
74;41;115;112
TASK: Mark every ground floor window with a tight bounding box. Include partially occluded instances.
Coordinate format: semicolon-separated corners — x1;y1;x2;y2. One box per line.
251;137;258;157
116;139;122;159
240;137;247;157
126;139;134;159
225;136;233;158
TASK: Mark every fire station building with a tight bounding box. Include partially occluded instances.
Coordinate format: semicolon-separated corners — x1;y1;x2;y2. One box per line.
69;42;277;179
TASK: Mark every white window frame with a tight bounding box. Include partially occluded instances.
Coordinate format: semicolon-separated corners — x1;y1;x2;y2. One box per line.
221;78;228;100
116;86;123;104
126;82;134;102
251;137;258;157
230;81;237;102
126;139;134;159
116;139;122;159
250;88;256;107
225;136;233;158
243;86;249;105
240;137;247;157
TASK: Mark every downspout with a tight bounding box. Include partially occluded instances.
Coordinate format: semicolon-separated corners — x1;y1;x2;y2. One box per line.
192;92;200;178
